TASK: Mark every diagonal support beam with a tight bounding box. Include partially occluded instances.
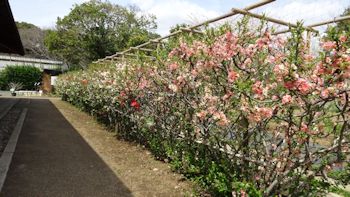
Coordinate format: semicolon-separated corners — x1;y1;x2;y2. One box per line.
273;15;350;35
231;8;318;33
95;0;276;63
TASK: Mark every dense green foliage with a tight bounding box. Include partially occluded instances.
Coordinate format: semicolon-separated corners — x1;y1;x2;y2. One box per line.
0;65;42;90
44;0;159;69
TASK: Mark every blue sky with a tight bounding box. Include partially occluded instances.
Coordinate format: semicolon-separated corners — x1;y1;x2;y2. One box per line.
9;0;350;35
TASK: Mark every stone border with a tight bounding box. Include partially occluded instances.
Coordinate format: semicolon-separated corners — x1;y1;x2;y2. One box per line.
0;108;27;191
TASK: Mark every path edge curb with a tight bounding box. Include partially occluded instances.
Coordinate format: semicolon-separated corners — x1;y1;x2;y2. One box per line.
0;108;28;191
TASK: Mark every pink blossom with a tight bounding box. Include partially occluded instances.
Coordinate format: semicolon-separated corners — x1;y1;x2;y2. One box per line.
340;35;347;42
228;70;239;83
266;55;276;64
273;64;288;76
276;36;287;46
243;44;256;57
282;94;292;104
138;79;148;90
258;107;273;119
301;123;309;133
222;91;233;100
242;58;252;68
249;107;273;122
176;75;185;84
169;63;179;71
180;42;195;57
325;57;332;64
255;35;270;49
296;78;312;94
320;89;329;98
168;84;179;92
311;75;324;86
205;95;219;105
304;54;314;61
322;41;336;51
314;62;327;75
196;111;207;121
191;69;198;77
252;81;263;95
213;111;230;127
336;82;345;89
344;69;350;78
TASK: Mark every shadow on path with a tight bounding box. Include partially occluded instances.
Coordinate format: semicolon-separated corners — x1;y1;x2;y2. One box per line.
1;99;132;196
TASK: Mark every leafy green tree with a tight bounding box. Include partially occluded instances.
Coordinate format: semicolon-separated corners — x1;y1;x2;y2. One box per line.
0;65;42;90
44;0;159;69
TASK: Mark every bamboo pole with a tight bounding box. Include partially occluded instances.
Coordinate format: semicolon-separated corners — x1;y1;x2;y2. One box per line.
97;0;275;63
190;0;275;29
232;8;317;33
308;15;350;28
232;8;298;27
273;15;350;35
306;30;311;52
114;1;274;57
130;47;154;52
180;27;204;34
123;53;156;59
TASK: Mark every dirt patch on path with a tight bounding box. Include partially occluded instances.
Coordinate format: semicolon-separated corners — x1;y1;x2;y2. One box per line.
50;98;194;197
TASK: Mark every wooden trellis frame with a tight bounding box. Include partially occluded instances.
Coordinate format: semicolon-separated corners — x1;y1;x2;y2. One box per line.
94;0;275;63
93;0;350;64
231;8;318;33
273;15;350;35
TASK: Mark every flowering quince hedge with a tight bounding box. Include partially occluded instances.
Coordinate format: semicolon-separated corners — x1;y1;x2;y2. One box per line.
56;21;350;196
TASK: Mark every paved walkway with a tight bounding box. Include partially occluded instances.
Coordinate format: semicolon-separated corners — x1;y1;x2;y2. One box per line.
1;99;132;196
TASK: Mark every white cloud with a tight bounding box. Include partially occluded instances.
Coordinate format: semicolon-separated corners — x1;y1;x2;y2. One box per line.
129;0;349;36
130;0;220;35
10;0;349;35
256;0;348;32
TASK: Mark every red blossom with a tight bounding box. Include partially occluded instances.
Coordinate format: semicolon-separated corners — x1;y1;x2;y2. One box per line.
284;81;295;90
130;99;141;110
81;79;88;85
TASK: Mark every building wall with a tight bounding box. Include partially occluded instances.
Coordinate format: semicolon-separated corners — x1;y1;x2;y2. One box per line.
0;55;63;71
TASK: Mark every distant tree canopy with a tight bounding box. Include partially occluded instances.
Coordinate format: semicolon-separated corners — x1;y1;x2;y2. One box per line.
16;22;50;58
44;0;159;69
